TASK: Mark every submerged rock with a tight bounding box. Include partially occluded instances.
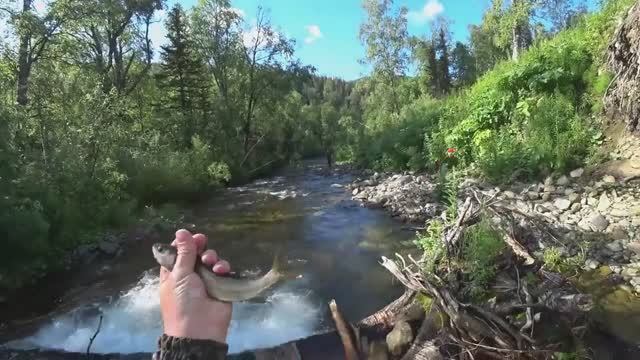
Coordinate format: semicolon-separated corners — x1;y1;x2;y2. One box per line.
386;320;413;356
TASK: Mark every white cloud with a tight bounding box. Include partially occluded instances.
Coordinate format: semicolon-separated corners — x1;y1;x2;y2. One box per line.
304;24;322;44
242;25;282;49
408;0;444;24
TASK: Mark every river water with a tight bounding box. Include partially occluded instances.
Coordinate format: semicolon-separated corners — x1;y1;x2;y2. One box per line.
2;161;416;354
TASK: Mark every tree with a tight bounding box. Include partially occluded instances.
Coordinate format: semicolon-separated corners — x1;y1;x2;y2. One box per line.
10;0;73;105
434;27;451;95
451;42;476;88
156;4;209;147
359;0;409;114
71;0;162;94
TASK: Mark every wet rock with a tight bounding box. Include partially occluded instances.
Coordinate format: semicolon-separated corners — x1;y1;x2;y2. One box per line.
386;320;413;356
99;240;120;256
590;214;610;232
554;198;572;211
557;175;570;186
570;168;585;178
368;340;389;360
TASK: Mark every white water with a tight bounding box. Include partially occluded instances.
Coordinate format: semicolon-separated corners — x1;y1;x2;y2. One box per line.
9;271;321;354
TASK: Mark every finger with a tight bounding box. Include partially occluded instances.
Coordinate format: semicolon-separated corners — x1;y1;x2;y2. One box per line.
173;229;197;276
201;249;219;265
212;259;231;275
159;266;170;283
193;233;208;254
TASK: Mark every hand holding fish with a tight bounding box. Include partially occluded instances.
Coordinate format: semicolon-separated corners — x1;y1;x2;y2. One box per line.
159;229;232;344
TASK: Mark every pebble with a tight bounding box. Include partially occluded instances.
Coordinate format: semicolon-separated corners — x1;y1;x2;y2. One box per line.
570;168;585;178
557;175;570;186
590;214;610;232
554;198;572;211
598;193;612;211
603;175;617;184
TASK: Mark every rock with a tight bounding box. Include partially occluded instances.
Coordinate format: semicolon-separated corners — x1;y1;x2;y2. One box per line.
570;168;585;178
368;340;389;360
99;240;120;256
611;227;629;240
372;172;381;181
610;209;630;217
554;198;572;211
386;320;413;356
556;175;570;186
570;203;582;214
503;190;516;199
603;175;617;184
398;175;412;185
568;193;581;204
527;191;540;200
587;196;598;206
628;242;640;255
585;259;600;270
542;192;551;201
598;193;612;212
352;188;359;196
590;214;610;232
606;241;624;253
544;176;554;186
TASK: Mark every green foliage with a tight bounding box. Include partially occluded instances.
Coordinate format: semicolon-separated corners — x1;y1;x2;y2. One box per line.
542;246;586;275
415;220;445;272
462;220;506;299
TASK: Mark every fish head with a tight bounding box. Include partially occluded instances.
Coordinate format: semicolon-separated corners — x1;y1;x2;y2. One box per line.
152;243;177;271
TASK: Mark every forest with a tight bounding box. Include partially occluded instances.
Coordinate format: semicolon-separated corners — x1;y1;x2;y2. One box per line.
0;0;635;292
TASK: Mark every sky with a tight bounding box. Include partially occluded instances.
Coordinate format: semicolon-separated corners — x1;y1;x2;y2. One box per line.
1;0;598;81
156;0;494;81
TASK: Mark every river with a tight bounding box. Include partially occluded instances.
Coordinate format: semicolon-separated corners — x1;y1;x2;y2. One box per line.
1;160;416;355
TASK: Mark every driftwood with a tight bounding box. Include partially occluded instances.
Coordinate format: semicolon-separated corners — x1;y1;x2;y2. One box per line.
376;192;592;359
357;290;416;333
329;300;361;360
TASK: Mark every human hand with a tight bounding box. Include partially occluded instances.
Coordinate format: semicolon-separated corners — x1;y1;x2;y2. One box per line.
159;229;232;343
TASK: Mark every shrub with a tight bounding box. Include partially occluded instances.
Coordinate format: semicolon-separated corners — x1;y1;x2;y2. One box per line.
463;220;506;299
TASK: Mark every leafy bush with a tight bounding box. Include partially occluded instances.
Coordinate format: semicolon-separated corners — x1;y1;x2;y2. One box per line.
463;220;506;299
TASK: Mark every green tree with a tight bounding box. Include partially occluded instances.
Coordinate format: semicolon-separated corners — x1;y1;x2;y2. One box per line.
156;4;210;147
451;42;477;88
359;0;409;114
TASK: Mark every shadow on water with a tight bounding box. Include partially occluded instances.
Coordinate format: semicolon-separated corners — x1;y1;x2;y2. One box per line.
1;160;417;354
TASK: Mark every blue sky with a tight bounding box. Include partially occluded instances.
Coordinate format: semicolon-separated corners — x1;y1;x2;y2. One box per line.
157;0;493;80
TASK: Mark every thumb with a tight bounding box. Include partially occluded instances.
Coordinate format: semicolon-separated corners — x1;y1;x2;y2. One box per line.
173;229;197;278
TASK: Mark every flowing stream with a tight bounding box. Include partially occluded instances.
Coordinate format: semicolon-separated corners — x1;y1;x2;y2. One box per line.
1;160;416;354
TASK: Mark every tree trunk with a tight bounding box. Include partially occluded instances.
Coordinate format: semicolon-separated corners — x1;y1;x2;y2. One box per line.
511;25;520;61
16;0;33;106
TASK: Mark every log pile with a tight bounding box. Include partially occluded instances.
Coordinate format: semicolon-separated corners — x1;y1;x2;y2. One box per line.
328;191;595;359
605;1;640;134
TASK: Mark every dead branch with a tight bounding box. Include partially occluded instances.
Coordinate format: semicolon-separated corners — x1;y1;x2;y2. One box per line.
329;300;360;360
86;315;103;355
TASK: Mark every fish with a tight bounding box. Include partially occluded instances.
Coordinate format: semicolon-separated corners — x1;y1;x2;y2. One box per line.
152;243;283;302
